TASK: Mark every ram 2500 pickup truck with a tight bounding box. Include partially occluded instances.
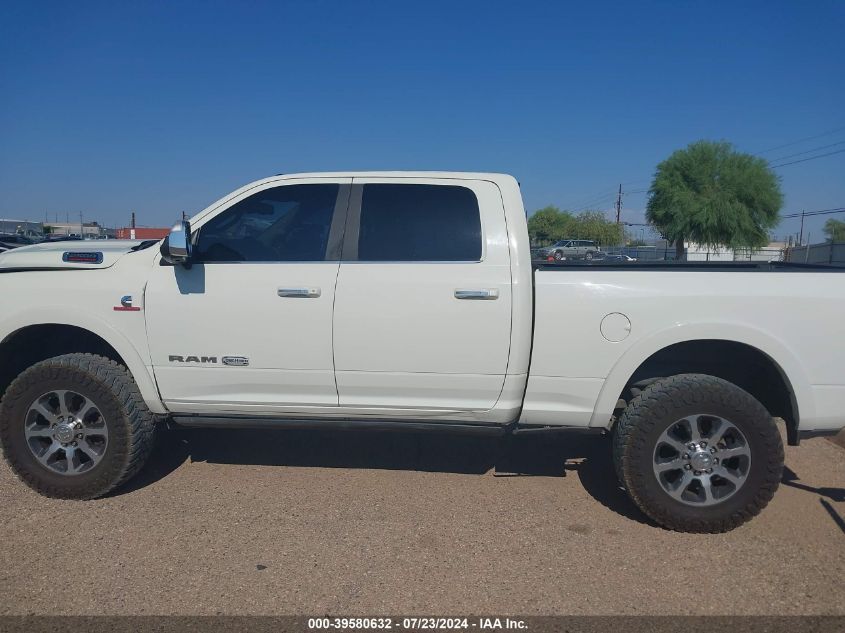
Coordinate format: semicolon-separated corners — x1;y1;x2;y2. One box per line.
1;172;843;532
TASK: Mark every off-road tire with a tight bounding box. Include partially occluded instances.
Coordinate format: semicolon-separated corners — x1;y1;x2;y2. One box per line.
612;373;783;533
0;353;156;499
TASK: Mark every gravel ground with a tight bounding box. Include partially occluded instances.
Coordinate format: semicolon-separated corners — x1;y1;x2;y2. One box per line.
0;423;843;616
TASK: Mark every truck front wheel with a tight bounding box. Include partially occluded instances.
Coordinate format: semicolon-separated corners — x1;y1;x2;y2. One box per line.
612;374;783;532
0;353;156;499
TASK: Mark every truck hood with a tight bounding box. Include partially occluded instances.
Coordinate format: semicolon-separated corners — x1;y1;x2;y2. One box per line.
0;240;150;271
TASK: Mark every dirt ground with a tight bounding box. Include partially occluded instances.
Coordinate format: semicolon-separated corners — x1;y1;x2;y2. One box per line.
1;423;843;615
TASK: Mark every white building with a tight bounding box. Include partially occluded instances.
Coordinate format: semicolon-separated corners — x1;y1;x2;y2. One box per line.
44;222;104;238
684;241;784;262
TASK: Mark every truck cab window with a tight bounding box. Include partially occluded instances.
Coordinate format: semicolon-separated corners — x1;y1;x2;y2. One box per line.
356;184;481;261
195;184;339;262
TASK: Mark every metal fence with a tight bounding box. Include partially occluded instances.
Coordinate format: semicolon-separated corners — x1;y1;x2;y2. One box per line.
532;246;785;262
784;242;845;265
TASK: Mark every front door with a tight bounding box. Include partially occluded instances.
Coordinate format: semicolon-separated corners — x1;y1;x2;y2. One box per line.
145;178;351;414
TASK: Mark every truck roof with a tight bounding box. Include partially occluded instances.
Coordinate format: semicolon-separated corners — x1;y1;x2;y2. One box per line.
190;171;523;226
269;171;515;181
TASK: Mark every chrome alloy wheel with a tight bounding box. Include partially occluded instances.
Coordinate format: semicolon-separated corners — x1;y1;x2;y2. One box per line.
24;390;109;475
652;415;751;506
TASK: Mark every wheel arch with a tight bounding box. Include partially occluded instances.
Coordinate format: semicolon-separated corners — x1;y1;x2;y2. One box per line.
0;319;166;415
590;324;811;445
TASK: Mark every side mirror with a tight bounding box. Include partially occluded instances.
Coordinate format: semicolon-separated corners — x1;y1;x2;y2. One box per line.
160;220;193;266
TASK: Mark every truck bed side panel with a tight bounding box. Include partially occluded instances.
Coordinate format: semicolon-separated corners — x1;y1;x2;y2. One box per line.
524;269;845;432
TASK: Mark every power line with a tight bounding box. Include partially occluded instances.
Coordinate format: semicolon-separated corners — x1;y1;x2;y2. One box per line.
770;147;845;168
567;189;618;211
781;206;845;219
766;140;845;164
619;178;651;187
572;192;618;212
754;125;845;155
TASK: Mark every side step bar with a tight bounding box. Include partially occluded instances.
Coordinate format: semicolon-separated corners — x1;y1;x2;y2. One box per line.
170;415;512;436
512;425;607;436
170;415;609;437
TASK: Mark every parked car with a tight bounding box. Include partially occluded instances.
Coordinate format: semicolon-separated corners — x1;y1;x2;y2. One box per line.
42;235;84;242
0;234;37;251
1;171;844;534
536;239;599;261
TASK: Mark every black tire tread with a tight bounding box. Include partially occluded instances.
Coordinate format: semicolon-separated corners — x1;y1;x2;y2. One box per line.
0;353;156;499
612;373;784;533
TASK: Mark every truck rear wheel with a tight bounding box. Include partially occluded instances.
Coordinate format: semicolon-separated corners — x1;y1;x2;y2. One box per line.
0;353;155;499
612;374;783;532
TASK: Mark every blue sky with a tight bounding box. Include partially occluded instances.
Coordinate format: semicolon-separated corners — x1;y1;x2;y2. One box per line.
1;0;843;242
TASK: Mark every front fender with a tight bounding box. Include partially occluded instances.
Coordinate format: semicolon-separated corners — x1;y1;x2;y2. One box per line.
0;307;167;415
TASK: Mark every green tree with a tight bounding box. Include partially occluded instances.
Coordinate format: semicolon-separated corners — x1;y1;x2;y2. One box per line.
572;210;625;246
823;218;845;242
527;206;575;245
646;140;783;259
528;206;625;247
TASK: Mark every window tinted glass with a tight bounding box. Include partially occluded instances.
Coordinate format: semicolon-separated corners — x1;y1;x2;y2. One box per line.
195;184;338;262
357;184;481;261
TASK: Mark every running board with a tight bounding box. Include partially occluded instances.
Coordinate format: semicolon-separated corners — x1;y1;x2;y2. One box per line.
170;415;512;436
512;425;607;435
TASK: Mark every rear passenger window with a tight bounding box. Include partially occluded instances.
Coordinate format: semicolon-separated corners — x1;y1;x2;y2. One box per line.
357;184;481;261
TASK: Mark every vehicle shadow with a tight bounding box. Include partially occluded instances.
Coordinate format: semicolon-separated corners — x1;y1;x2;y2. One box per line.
780;466;845;535
820;499;845;535
117;426;651;525
781;465;845;502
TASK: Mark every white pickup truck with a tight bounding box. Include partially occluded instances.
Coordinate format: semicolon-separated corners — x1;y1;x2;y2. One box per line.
1;172;843;532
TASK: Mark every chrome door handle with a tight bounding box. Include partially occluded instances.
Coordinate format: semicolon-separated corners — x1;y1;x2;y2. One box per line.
278;287;321;298
454;288;499;300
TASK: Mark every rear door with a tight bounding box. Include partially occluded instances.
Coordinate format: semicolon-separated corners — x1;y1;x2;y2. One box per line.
575;240;586;256
332;178;512;412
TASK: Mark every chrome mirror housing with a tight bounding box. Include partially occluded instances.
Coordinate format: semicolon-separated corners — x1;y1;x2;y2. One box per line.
160;220;193;266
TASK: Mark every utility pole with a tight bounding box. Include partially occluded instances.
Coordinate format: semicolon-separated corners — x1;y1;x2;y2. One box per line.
615;184;622;224
799;210;805;245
